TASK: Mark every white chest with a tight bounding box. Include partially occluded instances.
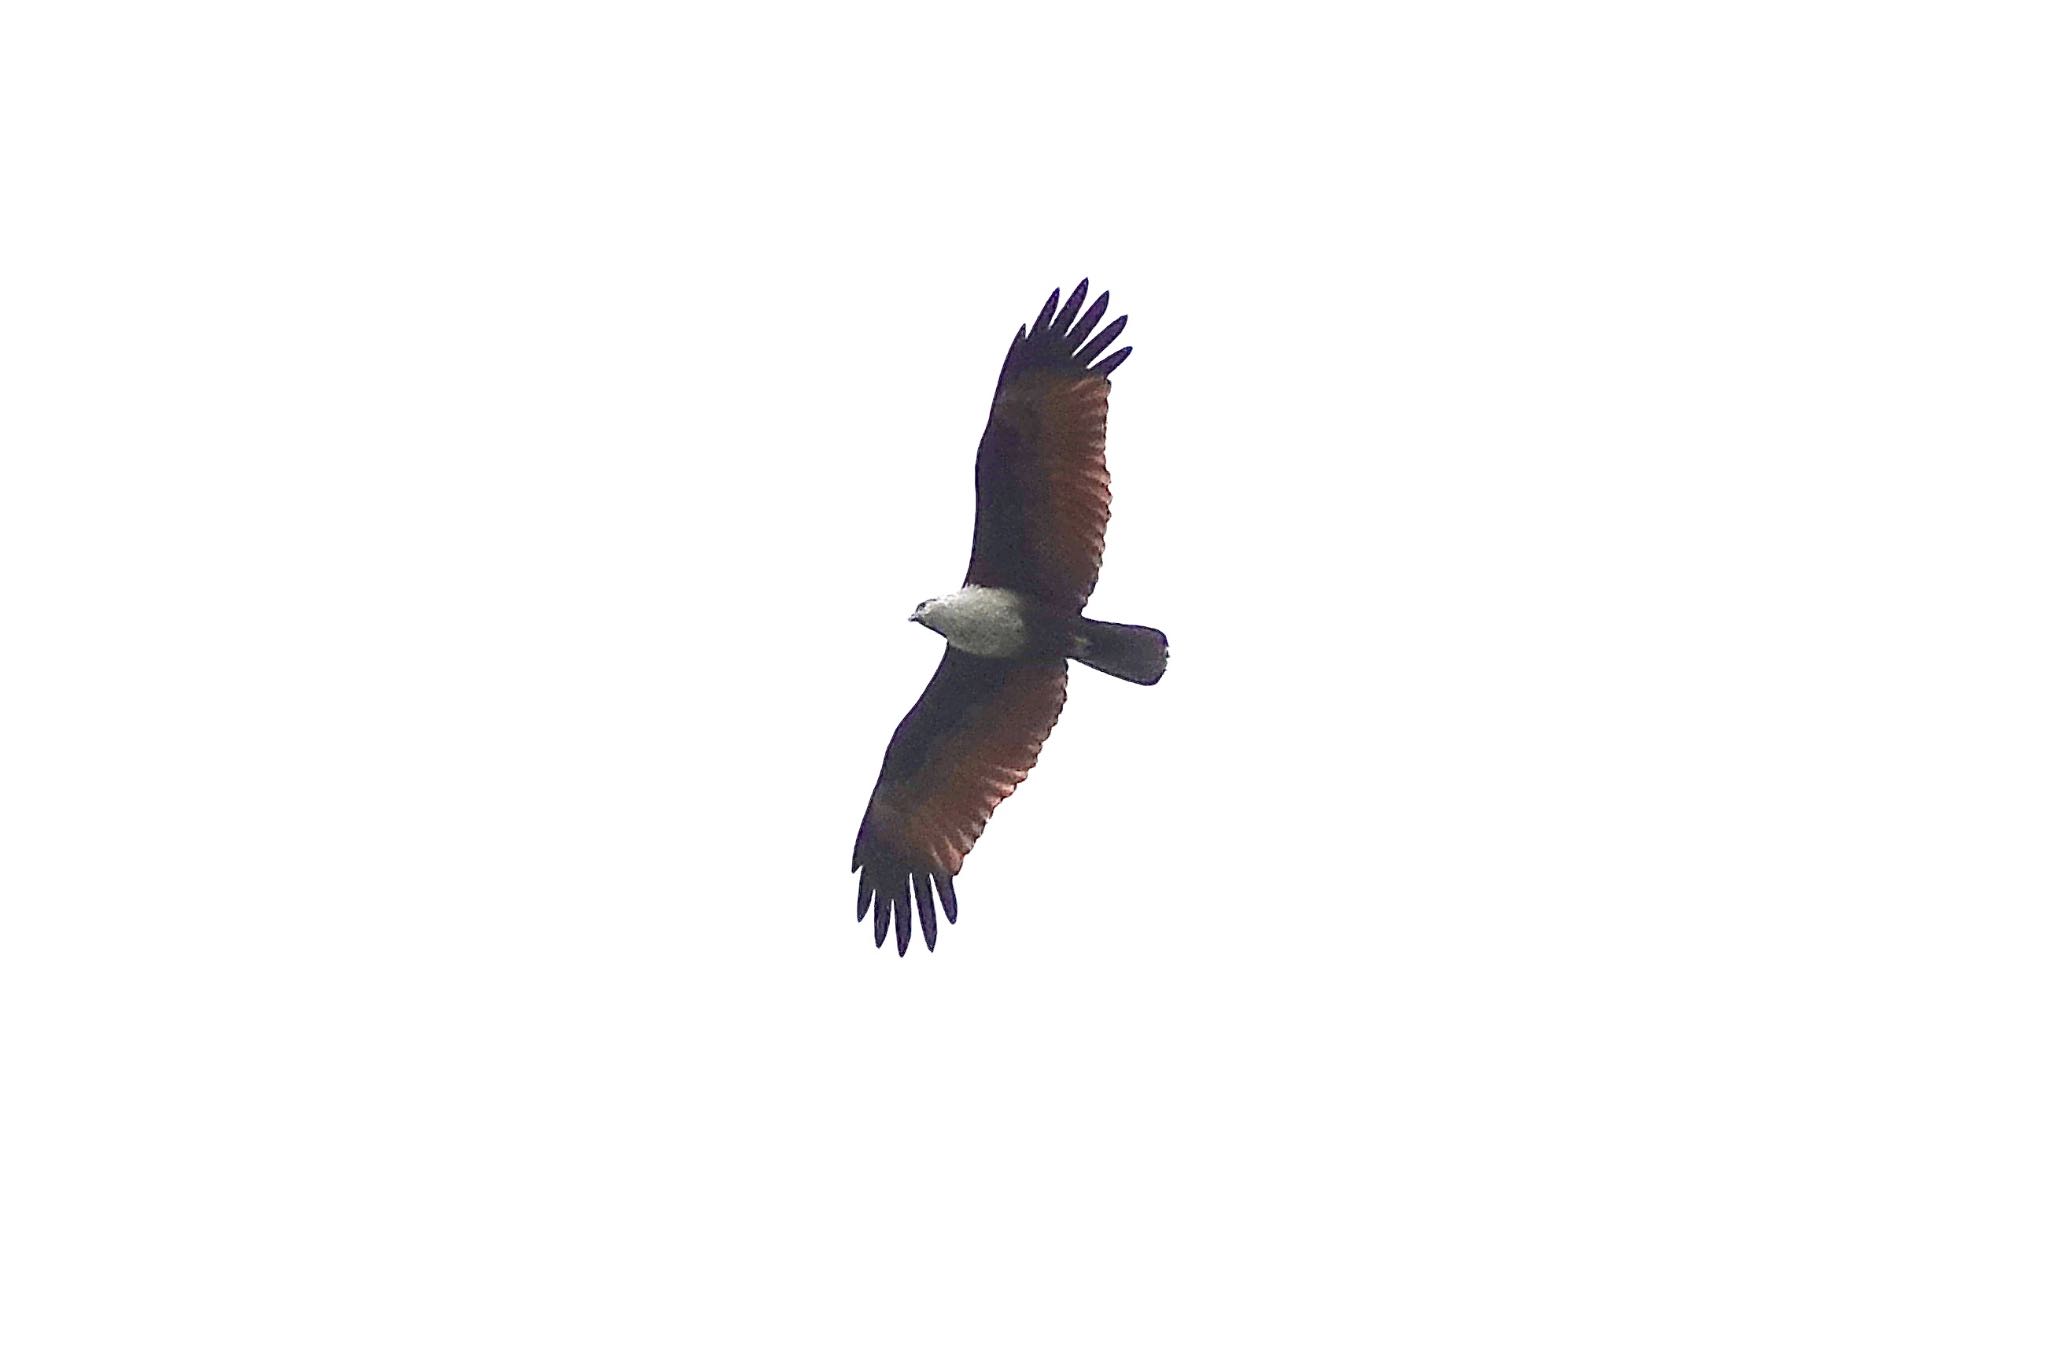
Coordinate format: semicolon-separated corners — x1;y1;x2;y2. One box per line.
924;586;1033;658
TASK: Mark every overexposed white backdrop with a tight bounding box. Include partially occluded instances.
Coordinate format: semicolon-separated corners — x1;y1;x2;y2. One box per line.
3;3;2042;1360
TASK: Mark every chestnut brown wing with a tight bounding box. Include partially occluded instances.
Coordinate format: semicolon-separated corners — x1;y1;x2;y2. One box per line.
965;280;1131;616
851;650;1068;954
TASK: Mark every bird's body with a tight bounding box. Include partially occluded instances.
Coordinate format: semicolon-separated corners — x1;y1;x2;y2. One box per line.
913;587;1042;660
914;586;1170;682
852;280;1166;954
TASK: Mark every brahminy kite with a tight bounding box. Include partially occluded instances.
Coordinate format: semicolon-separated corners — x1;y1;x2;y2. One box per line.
851;280;1168;954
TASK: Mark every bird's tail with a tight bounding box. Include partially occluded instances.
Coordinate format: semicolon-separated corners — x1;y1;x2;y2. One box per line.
1071;618;1169;685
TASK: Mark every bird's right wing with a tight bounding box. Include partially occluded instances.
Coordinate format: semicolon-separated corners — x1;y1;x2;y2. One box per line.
852;650;1068;954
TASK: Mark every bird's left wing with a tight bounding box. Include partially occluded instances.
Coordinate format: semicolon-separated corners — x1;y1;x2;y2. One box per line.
965;280;1131;616
852;650;1068;954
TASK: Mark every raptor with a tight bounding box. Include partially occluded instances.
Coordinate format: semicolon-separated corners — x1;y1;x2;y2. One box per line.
851;280;1168;954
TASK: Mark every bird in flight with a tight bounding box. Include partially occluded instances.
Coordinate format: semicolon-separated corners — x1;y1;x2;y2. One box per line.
851;280;1168;954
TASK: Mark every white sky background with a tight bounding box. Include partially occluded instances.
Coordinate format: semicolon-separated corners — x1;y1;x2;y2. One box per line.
3;3;2043;1360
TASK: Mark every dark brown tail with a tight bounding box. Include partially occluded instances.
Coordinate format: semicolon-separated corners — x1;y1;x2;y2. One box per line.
1072;619;1168;685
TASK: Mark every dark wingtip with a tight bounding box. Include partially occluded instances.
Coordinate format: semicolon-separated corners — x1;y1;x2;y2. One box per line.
1093;345;1133;376
914;875;937;951
1075;314;1127;368
1011;283;1131;376
855;856;958;955
1033;288;1060;333
1073;291;1109;344
1051;279;1088;336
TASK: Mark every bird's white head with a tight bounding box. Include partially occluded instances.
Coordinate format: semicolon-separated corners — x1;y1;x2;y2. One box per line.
910;598;938;629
